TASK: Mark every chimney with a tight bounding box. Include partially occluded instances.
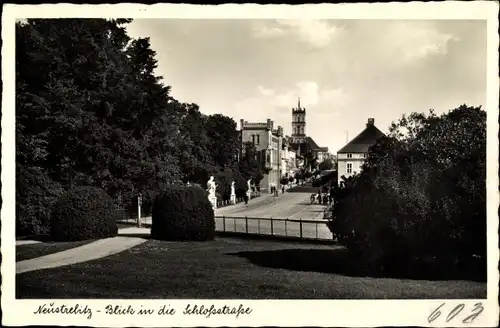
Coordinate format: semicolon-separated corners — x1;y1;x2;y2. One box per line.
367;118;375;127
240;119;244;130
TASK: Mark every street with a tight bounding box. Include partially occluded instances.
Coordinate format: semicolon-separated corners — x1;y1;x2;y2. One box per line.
215;192;333;240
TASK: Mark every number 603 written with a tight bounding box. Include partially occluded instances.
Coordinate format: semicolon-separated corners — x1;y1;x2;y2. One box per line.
428;302;484;324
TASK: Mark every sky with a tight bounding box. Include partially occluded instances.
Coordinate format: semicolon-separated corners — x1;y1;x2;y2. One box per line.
125;19;486;153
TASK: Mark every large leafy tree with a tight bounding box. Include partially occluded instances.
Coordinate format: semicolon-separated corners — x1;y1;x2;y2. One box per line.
329;105;486;277
205;114;239;168
16;18;258;235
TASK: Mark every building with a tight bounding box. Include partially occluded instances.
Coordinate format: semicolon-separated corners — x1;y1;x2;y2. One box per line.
281;136;298;178
289;98;329;170
337;118;385;181
240;119;283;191
316;147;330;163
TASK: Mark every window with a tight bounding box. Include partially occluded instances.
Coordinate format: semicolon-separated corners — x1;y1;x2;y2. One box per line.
256;134;260;145
252;135;255;144
347;163;352;174
347;153;353;158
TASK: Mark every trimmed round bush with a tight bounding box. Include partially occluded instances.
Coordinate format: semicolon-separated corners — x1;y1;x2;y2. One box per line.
50;186;118;241
151;185;215;241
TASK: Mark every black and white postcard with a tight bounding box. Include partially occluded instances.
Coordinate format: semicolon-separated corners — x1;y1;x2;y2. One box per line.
2;2;499;327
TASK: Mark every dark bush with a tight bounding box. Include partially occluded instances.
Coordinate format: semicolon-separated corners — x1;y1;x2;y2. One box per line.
151;185;215;241
50;186;118;241
312;170;336;188
16;165;65;236
280;177;289;185
328;106;486;278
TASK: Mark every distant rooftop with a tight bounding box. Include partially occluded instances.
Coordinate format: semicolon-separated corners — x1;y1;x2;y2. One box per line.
338;118;385;153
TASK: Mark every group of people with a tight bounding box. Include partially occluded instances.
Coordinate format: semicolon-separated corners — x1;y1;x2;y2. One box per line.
311;187;334;205
270;183;286;196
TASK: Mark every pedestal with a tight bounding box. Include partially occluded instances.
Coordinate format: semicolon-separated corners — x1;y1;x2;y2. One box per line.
230;194;236;205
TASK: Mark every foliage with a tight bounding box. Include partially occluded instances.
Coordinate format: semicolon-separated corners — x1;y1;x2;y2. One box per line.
16;165;64;236
151;185;215;241
239;142;264;185
16;19;263;235
328;105;486;276
288;176;295;183
50;186;118;241
312;170;336;188
318;158;334;171
280;177;289;185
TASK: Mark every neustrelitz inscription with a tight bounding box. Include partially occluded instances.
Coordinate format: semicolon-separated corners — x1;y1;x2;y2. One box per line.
33;302;253;320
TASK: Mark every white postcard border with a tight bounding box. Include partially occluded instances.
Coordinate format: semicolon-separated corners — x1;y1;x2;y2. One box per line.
2;2;499;327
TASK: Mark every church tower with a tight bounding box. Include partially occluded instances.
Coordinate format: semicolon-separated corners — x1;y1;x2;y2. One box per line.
291;97;306;143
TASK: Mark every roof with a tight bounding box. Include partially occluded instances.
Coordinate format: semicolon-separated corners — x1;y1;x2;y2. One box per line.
290;142;312;155
338;124;386;153
290;136;322;155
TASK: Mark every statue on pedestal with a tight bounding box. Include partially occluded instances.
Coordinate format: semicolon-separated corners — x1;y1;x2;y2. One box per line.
207;176;218;209
230;181;236;205
246;179;252;200
207;176;217;197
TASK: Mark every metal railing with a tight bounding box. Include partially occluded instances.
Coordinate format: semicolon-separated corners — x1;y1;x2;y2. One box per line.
215;215;333;241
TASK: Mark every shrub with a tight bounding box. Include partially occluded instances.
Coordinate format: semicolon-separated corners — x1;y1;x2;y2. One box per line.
50;186;118;241
288;176;294;183
280;177;289;185
151;185;215;241
16;165;65;236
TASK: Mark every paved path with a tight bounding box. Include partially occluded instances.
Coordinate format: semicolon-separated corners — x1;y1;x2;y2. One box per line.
16;240;42;245
215;191;333;240
216;192;326;220
16;228;148;274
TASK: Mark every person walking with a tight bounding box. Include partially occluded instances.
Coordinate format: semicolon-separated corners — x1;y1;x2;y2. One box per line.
282;185;285;194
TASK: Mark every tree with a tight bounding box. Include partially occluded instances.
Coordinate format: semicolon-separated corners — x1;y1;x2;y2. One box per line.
318;158;334;171
16;18;184;222
328;105;486;278
238;142;264;185
205;114;239;168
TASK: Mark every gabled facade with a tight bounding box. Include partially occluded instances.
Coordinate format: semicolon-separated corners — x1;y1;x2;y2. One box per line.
240;119;283;191
337;118;385;182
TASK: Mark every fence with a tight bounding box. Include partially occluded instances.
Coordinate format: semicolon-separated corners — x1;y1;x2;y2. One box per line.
215;215;333;241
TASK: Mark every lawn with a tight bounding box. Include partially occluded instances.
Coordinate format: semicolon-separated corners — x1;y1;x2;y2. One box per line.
16;240;96;262
16;237;486;299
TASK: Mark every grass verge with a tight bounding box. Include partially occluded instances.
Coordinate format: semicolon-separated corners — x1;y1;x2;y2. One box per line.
16;240;96;262
16;238;486;299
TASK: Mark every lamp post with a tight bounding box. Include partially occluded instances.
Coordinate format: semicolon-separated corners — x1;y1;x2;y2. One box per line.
137;193;142;228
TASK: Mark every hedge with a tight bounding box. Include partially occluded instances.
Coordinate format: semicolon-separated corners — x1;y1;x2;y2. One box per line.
50;186;118;241
151;185;215;241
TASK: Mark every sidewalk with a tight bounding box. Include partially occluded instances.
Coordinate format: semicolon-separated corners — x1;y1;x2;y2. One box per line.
16;227;147;274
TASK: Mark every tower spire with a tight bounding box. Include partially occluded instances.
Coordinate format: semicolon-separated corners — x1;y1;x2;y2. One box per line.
298;97;301;109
